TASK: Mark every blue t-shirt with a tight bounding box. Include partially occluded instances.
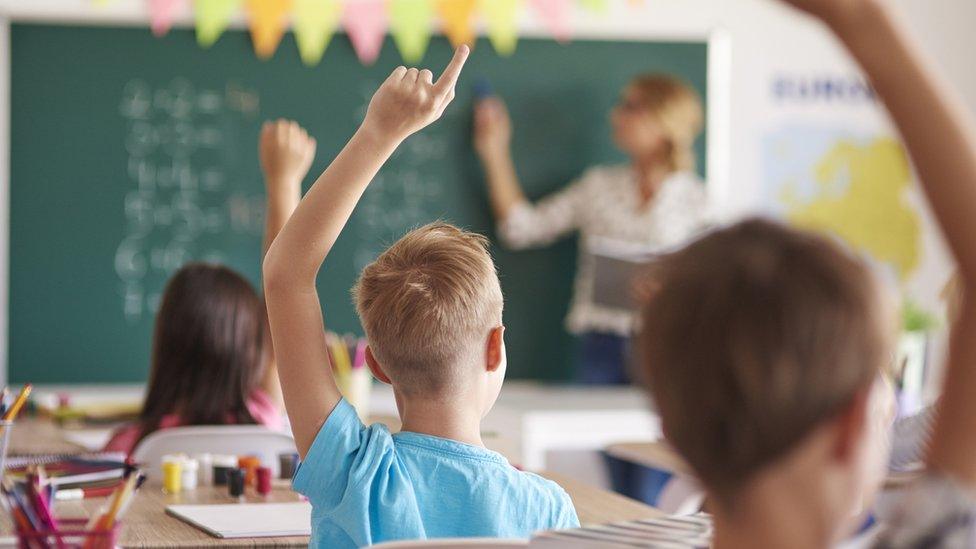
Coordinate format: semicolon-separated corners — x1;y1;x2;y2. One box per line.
293;399;580;548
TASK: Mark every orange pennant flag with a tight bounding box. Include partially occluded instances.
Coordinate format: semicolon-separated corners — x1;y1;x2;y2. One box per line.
246;0;294;59
435;0;477;49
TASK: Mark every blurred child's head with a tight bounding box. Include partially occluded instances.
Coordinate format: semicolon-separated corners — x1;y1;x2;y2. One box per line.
354;222;505;413
141;263;269;434
611;74;703;172
640;218;895;539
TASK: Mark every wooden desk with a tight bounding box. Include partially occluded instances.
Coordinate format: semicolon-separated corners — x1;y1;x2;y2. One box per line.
604;441;693;476
56;485;305;548
3;417;662;546
0;478;660;546
539;471;663;525
9;417;94;455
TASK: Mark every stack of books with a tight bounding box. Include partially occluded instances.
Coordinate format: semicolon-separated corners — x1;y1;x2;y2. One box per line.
530;513;712;548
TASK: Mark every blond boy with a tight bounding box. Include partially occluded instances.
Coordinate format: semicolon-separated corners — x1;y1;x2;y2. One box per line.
263;47;578;548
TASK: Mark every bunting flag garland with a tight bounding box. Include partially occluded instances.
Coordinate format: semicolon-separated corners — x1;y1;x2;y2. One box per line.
92;0;618;65
293;0;343;66
246;0;294;59
481;0;520;56
435;0;478;49
343;0;388;65
195;0;243;48
390;0;435;63
149;0;184;37
529;0;572;44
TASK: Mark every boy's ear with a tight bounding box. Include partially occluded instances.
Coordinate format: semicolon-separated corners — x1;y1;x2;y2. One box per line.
831;386;871;464
365;346;392;385
486;326;505;373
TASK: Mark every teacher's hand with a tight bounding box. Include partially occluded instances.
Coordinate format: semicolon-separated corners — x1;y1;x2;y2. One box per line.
473;97;513;163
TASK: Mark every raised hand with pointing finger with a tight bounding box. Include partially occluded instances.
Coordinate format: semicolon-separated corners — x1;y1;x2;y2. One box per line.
362;45;469;142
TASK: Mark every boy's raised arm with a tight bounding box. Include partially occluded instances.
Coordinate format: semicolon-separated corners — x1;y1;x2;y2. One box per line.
778;0;976;486
263;47;469;456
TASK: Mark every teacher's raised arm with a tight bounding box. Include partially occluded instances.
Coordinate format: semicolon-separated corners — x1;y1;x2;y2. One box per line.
472;75;709;385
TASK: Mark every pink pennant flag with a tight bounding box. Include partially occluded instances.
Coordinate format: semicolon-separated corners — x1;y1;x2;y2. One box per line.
529;0;572;43
150;0;184;36
343;0;388;65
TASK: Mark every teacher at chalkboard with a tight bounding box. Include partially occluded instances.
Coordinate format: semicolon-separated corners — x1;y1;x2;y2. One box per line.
472;74;710;385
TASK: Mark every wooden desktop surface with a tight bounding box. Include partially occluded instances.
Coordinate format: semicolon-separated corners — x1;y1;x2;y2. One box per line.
604;440;694;476
3;416;662;547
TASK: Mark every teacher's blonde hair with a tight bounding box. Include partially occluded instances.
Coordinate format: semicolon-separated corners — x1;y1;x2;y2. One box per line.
629;74;704;173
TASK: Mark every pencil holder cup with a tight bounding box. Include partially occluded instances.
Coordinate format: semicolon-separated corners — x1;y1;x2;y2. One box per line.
0;419;13;474
16;518;118;549
337;368;372;420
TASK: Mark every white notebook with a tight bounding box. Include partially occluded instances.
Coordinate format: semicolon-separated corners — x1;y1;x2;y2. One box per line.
166;502;312;539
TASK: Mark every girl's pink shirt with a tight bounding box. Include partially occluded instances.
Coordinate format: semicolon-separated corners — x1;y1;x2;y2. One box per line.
102;389;284;455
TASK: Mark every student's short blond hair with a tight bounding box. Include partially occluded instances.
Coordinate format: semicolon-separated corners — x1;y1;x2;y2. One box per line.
353;222;504;396
629;74;703;174
640;219;891;506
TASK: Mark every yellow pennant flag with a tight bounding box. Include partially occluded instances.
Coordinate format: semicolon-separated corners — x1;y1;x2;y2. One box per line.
481;0;520;56
579;0;608;13
390;0;434;63
435;0;477;49
195;0;244;48
294;0;342;66
246;0;293;59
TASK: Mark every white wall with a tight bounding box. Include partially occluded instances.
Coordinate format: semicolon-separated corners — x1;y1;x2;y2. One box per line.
0;0;973;385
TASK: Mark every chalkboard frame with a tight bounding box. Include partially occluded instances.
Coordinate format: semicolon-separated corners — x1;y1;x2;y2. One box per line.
0;11;732;385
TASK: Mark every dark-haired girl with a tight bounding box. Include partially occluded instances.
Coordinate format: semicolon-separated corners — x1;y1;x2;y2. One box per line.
105;120;316;454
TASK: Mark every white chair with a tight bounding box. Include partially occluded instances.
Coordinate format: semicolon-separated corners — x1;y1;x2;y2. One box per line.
369;540;528;548
131;425;297;483
656;474;705;515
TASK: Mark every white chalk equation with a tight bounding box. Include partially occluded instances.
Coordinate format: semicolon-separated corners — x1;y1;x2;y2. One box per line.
116;78;262;322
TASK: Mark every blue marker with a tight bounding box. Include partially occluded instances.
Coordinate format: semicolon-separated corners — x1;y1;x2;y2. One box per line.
473;78;494;100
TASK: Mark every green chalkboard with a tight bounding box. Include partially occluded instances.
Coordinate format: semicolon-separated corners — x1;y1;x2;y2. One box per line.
9;23;707;384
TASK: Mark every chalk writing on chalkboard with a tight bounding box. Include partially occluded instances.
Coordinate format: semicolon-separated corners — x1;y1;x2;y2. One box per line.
115;78;262;322
353;84;454;271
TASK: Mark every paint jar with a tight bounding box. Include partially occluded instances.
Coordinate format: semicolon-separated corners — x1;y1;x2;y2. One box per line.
162;460;182;494
193;453;213;486
212;455;238;486
228;468;246;498
278;453;299;480
181;458;199;490
238;456;261;486
256;466;272;496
